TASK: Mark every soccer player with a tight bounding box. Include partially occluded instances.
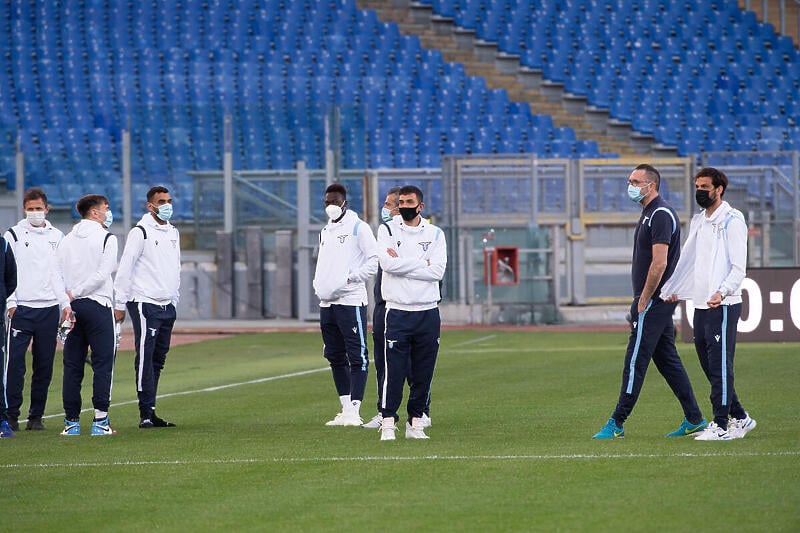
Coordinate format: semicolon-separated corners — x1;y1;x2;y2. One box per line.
0;230;17;439
4;188;63;431
114;186;181;429
376;185;446;440
56;194;119;436
313;183;378;426
363;187;401;429
592;164;706;439
661;167;756;440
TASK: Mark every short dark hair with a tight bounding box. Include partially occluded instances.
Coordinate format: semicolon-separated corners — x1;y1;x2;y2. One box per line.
399;185;423;204
23;187;48;207
694;167;728;195
147;185;169;203
76;194;109;219
635;163;661;191
385;186;401;206
325;183;347;199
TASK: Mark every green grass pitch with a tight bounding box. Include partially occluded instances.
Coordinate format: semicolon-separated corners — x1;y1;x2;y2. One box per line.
3;330;799;531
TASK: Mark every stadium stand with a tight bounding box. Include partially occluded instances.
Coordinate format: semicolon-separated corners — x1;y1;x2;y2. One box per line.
414;0;800;157
0;0;797;214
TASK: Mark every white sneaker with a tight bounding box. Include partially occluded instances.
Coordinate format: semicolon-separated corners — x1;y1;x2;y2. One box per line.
362;413;383;429
325;411;363;427
380;417;397;441
405;417;430;439
420;413;432;428
729;414;757;439
694;421;732;441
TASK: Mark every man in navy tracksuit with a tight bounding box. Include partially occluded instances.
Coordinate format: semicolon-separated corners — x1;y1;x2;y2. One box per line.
4;187;63;432
593;164;706;439
312;183;378;427
56;194;119;436
376;185;446;441
0;233;17;439
114;186;180;429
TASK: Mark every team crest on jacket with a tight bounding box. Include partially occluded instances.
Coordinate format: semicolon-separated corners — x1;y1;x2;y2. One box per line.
418;241;431;251
49;241;57;250
338;235;348;243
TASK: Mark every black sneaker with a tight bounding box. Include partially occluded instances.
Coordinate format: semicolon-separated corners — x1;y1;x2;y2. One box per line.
139;418;154;429
26;416;46;431
150;414;176;427
7;416;19;432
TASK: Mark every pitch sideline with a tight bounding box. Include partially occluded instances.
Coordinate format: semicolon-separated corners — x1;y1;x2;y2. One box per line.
4;450;800;469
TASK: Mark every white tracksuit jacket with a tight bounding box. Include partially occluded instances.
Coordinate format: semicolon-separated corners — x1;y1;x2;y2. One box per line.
313;209;378;307
4;219;64;309
660;201;747;308
56;219;118;309
376;217;447;311
114;213;181;310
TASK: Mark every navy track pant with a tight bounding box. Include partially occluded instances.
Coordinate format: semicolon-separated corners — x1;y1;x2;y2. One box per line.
372;301;387;413
0;317;7;421
62;298;116;419
693;304;746;428
128;301;176;418
380;307;440;423
5;305;59;418
612;298;703;426
320;304;369;403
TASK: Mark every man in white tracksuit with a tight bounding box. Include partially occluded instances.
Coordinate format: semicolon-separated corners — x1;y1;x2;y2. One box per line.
376;184;447;441
661;167;756;441
56;194;118;436
4;188;64;431
313;183;378;427
114;186;181;429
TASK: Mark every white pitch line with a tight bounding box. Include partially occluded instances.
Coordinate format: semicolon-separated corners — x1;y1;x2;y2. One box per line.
3;450;799;469
456;345;618;354
452;334;497;346
40;367;330;421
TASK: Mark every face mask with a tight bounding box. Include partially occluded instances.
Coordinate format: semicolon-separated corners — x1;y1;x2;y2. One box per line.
380;207;394;223
325;204;343;221
155;203;173;221
104;209;113;228
627;183;649;203
695;189;715;209
399;206;419;222
26;211;46;226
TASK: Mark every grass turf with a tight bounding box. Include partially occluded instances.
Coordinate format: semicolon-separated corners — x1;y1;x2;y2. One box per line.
3;330;798;532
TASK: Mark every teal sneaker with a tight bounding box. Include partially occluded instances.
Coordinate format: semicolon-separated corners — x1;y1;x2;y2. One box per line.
592;418;624;439
60;418;81;436
665;417;707;437
91;417;117;436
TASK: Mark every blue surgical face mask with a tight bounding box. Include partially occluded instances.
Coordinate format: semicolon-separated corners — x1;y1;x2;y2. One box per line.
156;203;173;221
104;209;113;228
380;207;393;223
627;183;649;203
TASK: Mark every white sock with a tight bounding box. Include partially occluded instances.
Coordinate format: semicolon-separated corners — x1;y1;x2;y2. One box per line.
339;395;351;411
94;410;108;420
351;400;361;415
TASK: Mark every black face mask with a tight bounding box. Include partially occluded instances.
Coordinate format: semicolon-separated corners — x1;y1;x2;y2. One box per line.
695;189;715;209
399;206;419;222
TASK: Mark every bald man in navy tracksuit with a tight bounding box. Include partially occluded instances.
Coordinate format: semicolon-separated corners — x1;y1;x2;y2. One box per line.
593;164;706;439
